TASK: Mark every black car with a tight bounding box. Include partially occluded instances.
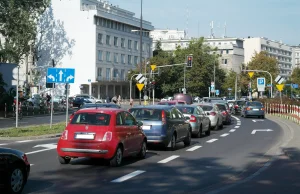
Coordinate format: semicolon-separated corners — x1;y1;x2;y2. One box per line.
233;100;247;115
0;148;30;194
72;97;93;108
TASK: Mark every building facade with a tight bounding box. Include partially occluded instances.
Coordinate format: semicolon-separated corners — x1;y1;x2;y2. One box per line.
244;37;293;79
150;30;244;74
293;46;300;69
51;0;153;98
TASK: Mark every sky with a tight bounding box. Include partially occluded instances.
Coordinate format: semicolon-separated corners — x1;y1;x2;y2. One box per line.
110;0;300;45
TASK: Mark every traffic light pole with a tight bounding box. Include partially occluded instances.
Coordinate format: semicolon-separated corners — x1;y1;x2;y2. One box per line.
65;83;69;127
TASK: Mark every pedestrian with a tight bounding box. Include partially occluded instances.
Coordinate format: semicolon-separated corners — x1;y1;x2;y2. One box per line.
111;95;117;104
106;96;110;103
117;95;121;105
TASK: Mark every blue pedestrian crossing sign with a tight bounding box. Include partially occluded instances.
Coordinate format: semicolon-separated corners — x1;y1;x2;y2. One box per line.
47;68;75;83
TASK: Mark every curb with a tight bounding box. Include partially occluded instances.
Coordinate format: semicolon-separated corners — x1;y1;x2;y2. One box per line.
0;133;61;141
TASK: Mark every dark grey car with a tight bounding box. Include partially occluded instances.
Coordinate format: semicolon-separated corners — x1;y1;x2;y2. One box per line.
241;101;265;118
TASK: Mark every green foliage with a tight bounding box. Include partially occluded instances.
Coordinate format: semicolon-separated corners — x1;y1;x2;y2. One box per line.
291;67;300;86
222;70;237;96
0;0;50;63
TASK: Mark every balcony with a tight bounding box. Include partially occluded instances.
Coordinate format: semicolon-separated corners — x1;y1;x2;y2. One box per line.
97;76;127;82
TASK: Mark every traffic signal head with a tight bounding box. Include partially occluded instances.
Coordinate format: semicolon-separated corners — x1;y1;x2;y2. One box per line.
187;55;193;67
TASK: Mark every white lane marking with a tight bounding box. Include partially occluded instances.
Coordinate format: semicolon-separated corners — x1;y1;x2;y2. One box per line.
251;129;273;134
206;139;218;143
220;133;229;137
186;145;202;151
30;164;34;166
26;148;56;155
229;129;236;132
111;170;145;183
235;126;240;128
0;143;8;146
158;155;180;163
236;123;241;125
16;140;33;143
231;116;240;121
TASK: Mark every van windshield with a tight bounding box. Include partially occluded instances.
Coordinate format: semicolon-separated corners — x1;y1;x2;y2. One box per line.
129;108;162;121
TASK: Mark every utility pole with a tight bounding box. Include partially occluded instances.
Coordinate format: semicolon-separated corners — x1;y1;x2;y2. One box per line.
139;0;143;105
213;62;216;97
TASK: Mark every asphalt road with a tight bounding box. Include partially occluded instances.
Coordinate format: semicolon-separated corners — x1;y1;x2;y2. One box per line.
1;115;291;194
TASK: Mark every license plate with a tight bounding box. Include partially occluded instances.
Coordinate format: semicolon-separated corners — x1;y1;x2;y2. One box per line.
142;125;151;130
253;109;259;111
75;133;95;140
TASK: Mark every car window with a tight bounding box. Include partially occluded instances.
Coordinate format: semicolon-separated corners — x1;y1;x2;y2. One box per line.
247;102;263;106
129;108;162;121
164;109;172;119
236;101;246;106
216;104;226;111
177;101;185;104
200;105;213;111
170;108;179;119
116;113;124;125
176;107;194;114
198;107;205;115
176;109;184;119
71;113;110;126
122;112;136;126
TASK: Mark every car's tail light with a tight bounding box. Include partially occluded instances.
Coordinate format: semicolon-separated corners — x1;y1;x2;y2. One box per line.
210;112;216;116
261;107;265;111
222;111;227;116
103;131;112;141
190;115;196;122
22;154;30;165
61;130;68;140
246;107;251;111
162;110;166;125
234;105;239;108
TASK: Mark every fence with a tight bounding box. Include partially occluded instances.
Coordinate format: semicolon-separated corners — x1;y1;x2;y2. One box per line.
265;103;300;125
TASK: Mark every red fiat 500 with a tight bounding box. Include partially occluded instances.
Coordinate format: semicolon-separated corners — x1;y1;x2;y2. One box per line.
57;108;147;167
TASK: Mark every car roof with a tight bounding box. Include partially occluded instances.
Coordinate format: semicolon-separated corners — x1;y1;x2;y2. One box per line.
175;105;198;108
76;107;123;114
131;105;173;110
194;103;214;106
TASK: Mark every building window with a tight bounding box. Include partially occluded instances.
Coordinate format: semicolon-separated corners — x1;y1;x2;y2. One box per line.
114;53;119;63
114;37;118;47
106;51;111;62
106;35;110;45
128;55;132;64
134;41;138;50
113;69;118;78
142;43;145;51
134;56;138;65
106;68;111;80
98;50;103;61
97;33;103;44
121;54;125;64
226;50;229;54
97;68;102;77
121;38;125;48
128;39;132;49
121;69;125;80
222;59;228;64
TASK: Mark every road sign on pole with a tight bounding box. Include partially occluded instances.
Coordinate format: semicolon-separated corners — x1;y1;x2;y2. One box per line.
136;83;144;91
257;77;266;92
216;90;219;96
276;84;284;91
211;81;215;93
47;68;75;83
135;73;146;84
275;75;285;84
150;65;157;71
248;72;254;78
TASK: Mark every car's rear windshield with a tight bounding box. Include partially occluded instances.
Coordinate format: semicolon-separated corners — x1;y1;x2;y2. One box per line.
247;102;263;107
216;104;226;111
82;104;120;109
236;101;246;105
71;113;110;125
129;108;162;121
176;107;195;114
199;105;213;111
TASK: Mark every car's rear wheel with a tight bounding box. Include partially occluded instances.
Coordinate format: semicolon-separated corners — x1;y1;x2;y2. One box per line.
262;115;265;119
170;133;176;151
58;156;71;164
183;129;191;146
110;146;123;167
137;140;147;159
205;123;211;136
196;125;202;138
213;119;219;130
8;164;26;194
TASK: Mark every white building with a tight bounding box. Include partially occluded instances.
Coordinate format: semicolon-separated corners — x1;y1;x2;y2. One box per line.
293;46;300;69
150;29;244;73
244;37;293;79
51;0;153;98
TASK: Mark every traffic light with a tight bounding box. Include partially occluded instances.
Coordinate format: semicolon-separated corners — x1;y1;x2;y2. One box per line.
187;55;193;67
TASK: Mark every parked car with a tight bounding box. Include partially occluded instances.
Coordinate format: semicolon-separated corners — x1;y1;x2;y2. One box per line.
72;97;93;108
129;105;191;150
214;103;232;125
57;108;147;167
195;103;224;130
0;147;30;194
233;100;247;115
157;100;186;106
241;101;265;118
175;105;211;137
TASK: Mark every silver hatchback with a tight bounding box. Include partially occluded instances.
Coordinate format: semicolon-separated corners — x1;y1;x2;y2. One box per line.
195;103;223;130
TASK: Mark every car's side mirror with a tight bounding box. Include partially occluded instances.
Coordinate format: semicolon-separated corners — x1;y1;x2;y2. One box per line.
137;121;143;127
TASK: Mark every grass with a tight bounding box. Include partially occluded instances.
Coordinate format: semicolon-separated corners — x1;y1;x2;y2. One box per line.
0;122;66;137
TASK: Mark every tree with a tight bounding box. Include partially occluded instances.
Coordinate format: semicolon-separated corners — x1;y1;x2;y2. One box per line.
291;67;300;85
0;0;50;63
222;70;237;96
240;51;279;96
153;41;163;57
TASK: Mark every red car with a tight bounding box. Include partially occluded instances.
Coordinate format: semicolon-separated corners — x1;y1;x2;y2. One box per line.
57;108;147;167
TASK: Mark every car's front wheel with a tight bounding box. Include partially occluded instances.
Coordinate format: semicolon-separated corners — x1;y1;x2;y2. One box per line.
183;129;191;146
8;164;26;194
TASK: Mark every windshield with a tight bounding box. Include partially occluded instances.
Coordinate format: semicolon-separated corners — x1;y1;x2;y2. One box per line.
71;113;110;125
199;105;213;111
176;107;195;114
216;104;226;111
247;102;263;107
129;108;162;121
236;101;246;106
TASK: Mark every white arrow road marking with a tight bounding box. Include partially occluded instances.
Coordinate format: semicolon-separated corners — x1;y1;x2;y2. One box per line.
158;155;180;163
207;139;218;143
111;170;145;183
251;129;273;134
220;133;229;137
26;143;57;155
58;70;63;81
47;74;55;81
229;129;236;132
252;120;264;123
16;140;33;143
235;126;240;128
186;145;202;151
66;75;74;82
0;143;8;146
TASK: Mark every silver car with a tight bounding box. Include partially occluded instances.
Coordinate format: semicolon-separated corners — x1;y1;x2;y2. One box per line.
195;103;223;130
176;105;211;138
